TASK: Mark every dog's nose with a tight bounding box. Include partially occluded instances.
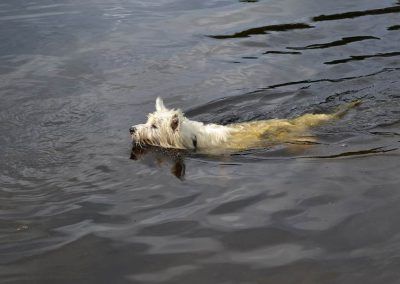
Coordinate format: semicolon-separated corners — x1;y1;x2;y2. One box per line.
129;126;136;134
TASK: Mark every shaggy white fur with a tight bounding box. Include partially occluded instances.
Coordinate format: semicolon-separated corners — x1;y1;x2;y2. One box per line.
130;97;358;153
130;97;232;150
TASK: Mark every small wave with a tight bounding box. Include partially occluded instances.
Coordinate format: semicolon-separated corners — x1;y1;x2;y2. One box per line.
287;36;379;50
0;11;80;21
312;5;400;22
307;146;398;159
263;51;301;55
388;25;400;31
324;51;400;65
208;23;313;39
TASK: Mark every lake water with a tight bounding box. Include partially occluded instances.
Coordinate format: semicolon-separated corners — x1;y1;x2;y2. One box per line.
1;0;400;283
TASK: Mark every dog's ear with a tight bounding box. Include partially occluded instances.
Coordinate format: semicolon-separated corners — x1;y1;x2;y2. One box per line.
171;114;179;131
155;97;166;111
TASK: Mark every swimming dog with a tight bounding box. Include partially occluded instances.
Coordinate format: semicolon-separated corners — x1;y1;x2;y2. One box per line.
130;97;359;154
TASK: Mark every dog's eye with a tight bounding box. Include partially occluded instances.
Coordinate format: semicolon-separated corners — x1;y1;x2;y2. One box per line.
151;124;157;129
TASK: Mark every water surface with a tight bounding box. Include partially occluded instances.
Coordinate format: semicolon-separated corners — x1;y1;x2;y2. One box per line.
1;0;400;283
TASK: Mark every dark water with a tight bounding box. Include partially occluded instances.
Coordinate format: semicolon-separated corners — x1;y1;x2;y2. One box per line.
1;0;400;283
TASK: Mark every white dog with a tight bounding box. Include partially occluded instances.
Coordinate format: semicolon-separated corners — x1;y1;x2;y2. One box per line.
130;97;358;153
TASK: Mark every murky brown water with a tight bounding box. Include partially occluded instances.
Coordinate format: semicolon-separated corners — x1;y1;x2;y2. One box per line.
1;0;400;283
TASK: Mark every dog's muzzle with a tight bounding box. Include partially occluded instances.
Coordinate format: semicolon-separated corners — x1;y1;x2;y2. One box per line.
129;126;137;135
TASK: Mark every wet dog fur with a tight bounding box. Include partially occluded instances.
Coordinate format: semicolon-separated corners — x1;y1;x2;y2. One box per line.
130;97;359;154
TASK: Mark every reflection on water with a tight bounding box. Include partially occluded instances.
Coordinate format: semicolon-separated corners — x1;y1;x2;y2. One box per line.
388;25;400;30
130;145;187;180
1;0;400;283
287;36;380;50
209;23;314;39
311;5;400;21
324;51;400;65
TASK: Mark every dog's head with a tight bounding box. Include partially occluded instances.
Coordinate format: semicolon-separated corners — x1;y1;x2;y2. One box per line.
130;97;186;148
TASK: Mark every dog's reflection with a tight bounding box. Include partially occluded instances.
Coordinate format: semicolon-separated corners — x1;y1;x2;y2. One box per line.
130;141;318;179
130;145;187;179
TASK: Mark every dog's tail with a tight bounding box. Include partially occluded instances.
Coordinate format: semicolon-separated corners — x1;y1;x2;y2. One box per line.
332;99;362;119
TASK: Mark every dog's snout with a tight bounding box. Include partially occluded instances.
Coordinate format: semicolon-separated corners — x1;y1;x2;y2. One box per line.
129;126;137;134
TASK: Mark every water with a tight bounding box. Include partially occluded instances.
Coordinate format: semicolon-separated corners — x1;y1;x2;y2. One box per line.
0;0;399;283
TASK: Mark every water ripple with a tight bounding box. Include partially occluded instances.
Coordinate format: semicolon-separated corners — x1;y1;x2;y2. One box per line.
287;36;379;50
324;51;400;65
1;0;400;282
0;11;80;21
208;23;313;39
312;5;400;22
